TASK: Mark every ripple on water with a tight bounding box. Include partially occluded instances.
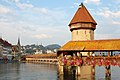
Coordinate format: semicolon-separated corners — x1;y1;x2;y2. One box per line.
0;63;120;80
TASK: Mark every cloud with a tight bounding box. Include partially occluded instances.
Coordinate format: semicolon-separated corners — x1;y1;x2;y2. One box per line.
7;0;33;9
5;0;52;15
15;2;48;14
97;10;110;17
84;0;100;5
74;3;79;6
95;33;120;40
32;34;51;39
112;21;120;25
33;7;48;14
12;0;19;3
111;11;120;17
95;34;114;40
71;3;80;8
97;8;120;18
21;26;36;32
95;7;120;27
16;3;34;9
0;5;12;14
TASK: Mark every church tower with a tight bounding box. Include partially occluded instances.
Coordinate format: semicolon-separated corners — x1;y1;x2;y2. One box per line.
17;37;21;47
17;37;21;53
69;3;97;41
17;37;21;61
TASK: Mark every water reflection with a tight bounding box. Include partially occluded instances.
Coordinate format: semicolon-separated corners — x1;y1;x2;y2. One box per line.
58;67;95;80
0;63;20;80
58;66;120;80
58;73;112;80
0;63;120;80
58;74;95;80
0;63;58;80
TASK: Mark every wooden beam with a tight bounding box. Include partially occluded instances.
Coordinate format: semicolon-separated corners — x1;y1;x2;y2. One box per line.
108;51;110;57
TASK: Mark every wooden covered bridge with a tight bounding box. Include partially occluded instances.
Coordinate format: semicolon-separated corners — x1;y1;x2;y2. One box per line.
57;39;120;78
26;3;120;79
26;53;57;64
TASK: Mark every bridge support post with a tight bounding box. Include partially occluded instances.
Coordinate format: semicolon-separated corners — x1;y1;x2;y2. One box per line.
92;66;95;75
105;65;111;78
58;64;64;75
76;66;81;76
58;53;64;75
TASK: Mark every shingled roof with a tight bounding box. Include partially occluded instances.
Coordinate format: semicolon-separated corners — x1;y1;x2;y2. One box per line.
58;39;120;51
69;3;97;26
26;53;57;58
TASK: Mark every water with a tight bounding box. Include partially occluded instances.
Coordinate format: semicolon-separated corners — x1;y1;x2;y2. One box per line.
0;63;57;80
0;63;120;80
95;66;120;80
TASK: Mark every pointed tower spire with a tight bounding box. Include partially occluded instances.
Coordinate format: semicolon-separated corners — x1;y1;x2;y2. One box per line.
17;37;21;61
69;3;97;27
79;2;84;8
17;37;21;46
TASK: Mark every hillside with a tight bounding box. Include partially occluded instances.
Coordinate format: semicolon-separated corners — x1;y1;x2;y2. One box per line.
21;44;61;54
45;44;61;50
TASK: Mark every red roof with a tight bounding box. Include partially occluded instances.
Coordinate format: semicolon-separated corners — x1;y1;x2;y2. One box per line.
0;38;12;47
69;3;97;26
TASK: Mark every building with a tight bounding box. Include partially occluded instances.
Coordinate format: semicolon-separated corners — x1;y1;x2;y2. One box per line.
46;49;53;53
69;3;97;41
12;37;22;61
57;3;120;78
0;38;12;60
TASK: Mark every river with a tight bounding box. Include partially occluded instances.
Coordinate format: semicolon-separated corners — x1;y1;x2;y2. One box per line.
0;63;120;80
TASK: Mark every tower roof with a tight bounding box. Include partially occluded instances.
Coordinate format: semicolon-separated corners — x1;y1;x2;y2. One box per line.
17;37;21;46
69;3;97;26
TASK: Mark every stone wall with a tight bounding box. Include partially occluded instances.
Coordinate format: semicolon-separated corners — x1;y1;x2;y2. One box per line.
70;23;95;41
72;29;94;41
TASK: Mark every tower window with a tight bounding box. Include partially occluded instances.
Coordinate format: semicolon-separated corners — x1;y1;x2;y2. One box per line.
85;31;86;34
76;31;78;35
89;31;91;33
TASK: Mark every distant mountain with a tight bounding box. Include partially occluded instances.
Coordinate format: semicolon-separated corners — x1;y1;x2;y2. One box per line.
45;44;61;50
21;44;61;54
38;45;47;50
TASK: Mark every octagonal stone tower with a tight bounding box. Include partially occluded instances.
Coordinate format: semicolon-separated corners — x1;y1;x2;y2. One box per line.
69;3;97;41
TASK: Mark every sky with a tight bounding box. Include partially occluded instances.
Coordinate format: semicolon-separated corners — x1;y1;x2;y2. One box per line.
0;0;120;46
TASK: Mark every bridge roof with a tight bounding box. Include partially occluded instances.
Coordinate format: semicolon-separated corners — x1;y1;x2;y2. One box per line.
58;39;120;51
26;53;57;58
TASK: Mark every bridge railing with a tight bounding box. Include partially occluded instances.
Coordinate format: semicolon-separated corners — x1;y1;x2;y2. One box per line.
59;56;120;67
